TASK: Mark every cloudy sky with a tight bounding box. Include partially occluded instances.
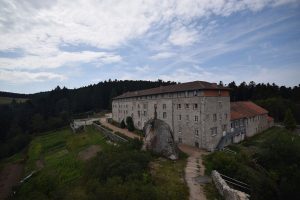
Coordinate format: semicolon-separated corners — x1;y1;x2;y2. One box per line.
0;0;299;93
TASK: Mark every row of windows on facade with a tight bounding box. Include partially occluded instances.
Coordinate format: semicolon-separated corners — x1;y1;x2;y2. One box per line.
231;114;266;129
114;101;223;111
177;126;222;139
117;110;228;123
113;91;205;104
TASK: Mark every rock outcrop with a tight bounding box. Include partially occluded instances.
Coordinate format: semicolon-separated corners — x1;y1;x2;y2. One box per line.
142;118;178;160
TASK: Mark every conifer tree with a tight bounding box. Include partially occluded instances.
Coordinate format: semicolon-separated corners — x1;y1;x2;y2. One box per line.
284;109;296;130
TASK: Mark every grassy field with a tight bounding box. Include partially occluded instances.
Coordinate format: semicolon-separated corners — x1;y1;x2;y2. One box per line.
15;126;109;199
12;126;189;200
0;97;28;104
151;153;189;200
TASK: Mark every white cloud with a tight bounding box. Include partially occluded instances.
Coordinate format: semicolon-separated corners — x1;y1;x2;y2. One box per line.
168;25;199;46
1;0;294;53
135;65;151;72
0;0;298;86
0;69;66;83
0;51;122;69
150;52;176;60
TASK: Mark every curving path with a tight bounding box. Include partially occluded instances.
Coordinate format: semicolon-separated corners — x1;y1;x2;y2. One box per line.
179;144;208;200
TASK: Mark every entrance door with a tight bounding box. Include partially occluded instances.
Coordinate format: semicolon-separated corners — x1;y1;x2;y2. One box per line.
195;141;199;148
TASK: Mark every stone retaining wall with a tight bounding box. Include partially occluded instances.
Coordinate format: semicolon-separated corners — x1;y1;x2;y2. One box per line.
212;170;249;200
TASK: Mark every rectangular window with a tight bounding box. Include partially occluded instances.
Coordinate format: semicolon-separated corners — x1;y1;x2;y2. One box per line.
195;115;198;122
193;90;198;96
225;113;228;120
144;111;147;116
195;129;199;136
138;111;140;118
163;104;166;110
193;104;198;109
213;114;217;122
211;127;217;137
186;115;189;121
177;104;181;109
178;114;182;120
178;137;182;143
163;112;167;119
143;104;147;109
218;101;222;108
185;104;189;109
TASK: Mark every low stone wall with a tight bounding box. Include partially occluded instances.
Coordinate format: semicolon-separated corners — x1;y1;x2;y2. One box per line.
212;170;249;200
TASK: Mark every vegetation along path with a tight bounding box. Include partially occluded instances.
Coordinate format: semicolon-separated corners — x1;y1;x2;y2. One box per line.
179;144;209;200
99;117;142;139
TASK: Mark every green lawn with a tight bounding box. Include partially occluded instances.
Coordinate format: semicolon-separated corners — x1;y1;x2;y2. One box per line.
15;126;108;199
0;97;28;104
151;152;189;200
13;126;190;200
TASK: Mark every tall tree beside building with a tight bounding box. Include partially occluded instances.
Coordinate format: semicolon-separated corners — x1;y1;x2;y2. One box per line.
126;116;135;131
284;109;296;130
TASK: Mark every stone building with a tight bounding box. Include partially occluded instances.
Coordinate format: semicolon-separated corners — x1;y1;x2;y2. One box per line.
112;81;231;151
230;101;270;138
112;81;274;151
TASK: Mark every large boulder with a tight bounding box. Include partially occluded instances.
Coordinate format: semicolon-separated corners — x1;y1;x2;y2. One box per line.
142;118;178;160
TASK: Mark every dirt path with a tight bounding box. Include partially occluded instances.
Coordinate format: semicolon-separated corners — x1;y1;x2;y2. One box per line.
0;162;24;200
99;117;142;140
179;144;209;200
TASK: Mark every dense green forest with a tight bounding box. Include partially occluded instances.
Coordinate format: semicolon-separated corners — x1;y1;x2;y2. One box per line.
0;80;299;159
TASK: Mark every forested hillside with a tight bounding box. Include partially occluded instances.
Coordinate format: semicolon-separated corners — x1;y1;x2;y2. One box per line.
0;80;175;159
0;80;299;159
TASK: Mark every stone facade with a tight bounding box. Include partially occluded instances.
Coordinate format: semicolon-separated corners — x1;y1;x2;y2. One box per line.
112;81;230;151
230;101;271;139
112;82;273;151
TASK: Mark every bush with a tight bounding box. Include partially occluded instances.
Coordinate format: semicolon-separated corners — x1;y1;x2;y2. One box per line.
284;109;296;130
126;116;134;131
120;119;126;129
0;133;30;159
134;129;144;136
86;149;151;182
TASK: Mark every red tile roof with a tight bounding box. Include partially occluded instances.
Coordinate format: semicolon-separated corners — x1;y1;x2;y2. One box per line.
230;101;268;120
113;81;230;99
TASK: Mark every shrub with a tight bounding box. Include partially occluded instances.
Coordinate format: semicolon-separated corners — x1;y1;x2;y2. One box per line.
284;109;296;130
120;119;126;129
126;117;134;131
